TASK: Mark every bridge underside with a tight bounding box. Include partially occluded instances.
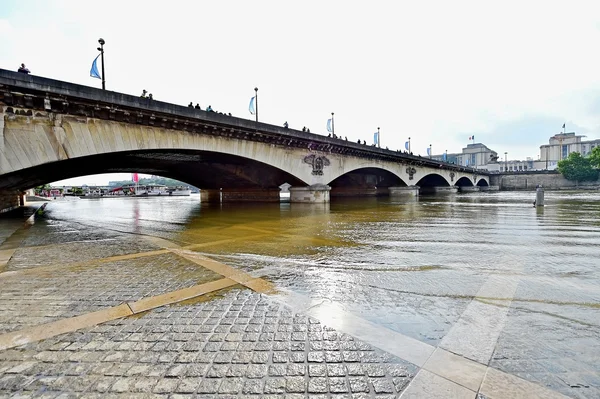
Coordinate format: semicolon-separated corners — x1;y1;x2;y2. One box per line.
0;150;306;193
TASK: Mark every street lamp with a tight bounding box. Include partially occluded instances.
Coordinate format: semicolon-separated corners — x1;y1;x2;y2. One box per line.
254;87;258;122
429;144;432;159
504;152;508;172
408;137;411;153
377;127;380;148
445;149;448;162
331;112;335;136
97;38;106;90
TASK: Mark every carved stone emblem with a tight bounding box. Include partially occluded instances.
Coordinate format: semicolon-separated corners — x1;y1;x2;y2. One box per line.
304;154;330;176
450;172;455;182
406;167;416;180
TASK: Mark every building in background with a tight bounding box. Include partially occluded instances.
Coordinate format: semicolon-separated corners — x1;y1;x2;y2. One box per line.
539;133;600;170
431;143;498;169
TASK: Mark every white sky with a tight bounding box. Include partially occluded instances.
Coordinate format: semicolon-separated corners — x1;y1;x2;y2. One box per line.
2;0;600;186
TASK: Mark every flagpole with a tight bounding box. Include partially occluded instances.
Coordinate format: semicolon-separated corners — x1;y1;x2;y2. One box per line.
331;112;335;136
97;38;105;90
254;87;258;123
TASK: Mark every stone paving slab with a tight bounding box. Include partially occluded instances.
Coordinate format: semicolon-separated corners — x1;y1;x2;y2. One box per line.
0;288;417;397
0;252;223;334
490;305;600;399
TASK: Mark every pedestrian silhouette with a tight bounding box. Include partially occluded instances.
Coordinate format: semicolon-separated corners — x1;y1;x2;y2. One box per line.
194;103;201;109
283;121;289;128
17;63;30;74
140;90;147;98
188;102;193;107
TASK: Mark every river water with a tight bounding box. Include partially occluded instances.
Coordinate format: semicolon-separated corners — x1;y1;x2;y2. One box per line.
42;191;600;393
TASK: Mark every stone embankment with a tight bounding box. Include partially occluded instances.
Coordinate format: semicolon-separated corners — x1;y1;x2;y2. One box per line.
490;171;600;191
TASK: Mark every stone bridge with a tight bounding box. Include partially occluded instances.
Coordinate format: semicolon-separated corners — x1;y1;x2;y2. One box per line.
0;69;490;211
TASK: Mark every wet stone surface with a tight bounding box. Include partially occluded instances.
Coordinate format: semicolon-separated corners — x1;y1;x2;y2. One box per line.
0;289;417;397
0;252;223;334
491;305;600;399
10;218;163;270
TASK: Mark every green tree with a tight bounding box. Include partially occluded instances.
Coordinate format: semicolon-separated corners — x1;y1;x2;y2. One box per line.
557;152;599;182
589;146;600;169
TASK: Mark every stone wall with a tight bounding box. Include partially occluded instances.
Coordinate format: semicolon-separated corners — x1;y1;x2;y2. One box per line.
490;172;600;190
0;189;21;213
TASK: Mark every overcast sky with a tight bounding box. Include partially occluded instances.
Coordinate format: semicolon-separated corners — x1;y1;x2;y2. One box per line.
2;0;600;186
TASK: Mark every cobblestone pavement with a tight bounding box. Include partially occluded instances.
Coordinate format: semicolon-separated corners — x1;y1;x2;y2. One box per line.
0;250;223;335
10;218;166;271
0;288;417;397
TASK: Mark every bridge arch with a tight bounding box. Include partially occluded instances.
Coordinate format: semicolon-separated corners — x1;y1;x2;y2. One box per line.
327;167;406;197
455;176;475;187
1;148;308;194
416;173;451;188
476;178;490;187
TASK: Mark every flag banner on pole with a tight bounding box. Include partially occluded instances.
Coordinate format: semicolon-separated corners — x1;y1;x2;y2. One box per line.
466;159;469;166
327;119;333;132
249;96;255;115
373;132;379;145
426;147;431;156
405;141;409;151
562;123;566;129
472;135;475;141
132;173;139;183
90;54;101;79
443;153;447;161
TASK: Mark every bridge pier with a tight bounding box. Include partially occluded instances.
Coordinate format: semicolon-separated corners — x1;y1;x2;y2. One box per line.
459;186;480;193
420;186;458;194
200;189;221;203
201;188;281;203
388;186;419;197
0;189;22;213
330;186;378;197
480;186;499;192
222;188;280;202
289;184;331;203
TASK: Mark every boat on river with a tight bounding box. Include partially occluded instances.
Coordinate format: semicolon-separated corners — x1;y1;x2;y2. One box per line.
135;184;169;196
167;186;191;196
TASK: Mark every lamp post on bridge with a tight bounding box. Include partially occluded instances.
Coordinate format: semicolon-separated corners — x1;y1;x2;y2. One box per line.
504;152;508;172
254;87;258;123
331;112;335;136
377;127;380;148
97;38;106;90
429;144;432;159
445;149;448;162
408;137;411;153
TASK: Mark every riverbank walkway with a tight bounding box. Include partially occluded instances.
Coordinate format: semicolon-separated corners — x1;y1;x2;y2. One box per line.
0;204;572;398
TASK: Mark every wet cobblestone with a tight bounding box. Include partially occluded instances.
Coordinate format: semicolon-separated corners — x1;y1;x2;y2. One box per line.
0;288;417;397
0;252;223;334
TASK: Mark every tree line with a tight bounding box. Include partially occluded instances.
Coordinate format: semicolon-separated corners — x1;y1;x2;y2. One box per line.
557;147;600;181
